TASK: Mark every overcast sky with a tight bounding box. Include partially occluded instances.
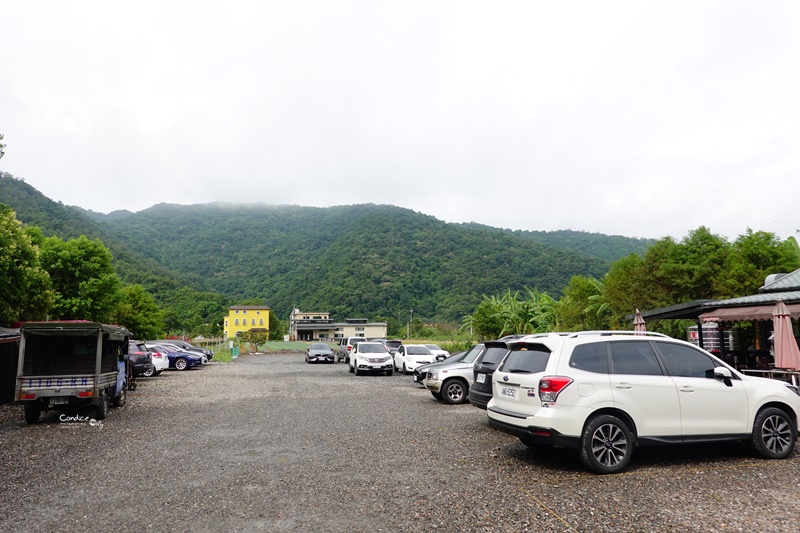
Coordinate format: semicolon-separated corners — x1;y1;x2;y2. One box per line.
1;1;798;241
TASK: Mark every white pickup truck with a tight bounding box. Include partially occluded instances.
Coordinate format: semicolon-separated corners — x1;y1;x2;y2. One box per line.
15;321;132;423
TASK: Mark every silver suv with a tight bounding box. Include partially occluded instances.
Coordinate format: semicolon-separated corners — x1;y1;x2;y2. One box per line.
487;331;800;474
422;344;484;404
336;336;365;363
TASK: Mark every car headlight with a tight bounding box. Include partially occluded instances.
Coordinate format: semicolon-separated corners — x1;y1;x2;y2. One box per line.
429;371;438;380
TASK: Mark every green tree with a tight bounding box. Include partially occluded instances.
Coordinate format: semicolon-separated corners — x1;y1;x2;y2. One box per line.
0;206;52;325
554;275;609;331
463;296;505;340
268;312;287;340
111;284;164;339
39;235;121;321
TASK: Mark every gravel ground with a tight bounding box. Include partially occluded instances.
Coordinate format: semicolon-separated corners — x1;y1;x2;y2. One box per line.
1;353;799;532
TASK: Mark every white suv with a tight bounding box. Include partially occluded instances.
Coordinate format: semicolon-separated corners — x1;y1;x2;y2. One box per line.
487;331;800;474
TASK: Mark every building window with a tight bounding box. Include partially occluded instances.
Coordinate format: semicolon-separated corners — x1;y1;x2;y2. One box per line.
259;319;264;325
225;320;228;326
256;311;260;315
251;319;256;325
356;327;364;332
243;310;247;315
235;319;239;325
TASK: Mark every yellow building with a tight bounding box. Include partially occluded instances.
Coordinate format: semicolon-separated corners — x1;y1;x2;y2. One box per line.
224;305;270;339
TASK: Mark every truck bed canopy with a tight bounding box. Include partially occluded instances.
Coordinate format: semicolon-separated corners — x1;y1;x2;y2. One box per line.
20;321;131;341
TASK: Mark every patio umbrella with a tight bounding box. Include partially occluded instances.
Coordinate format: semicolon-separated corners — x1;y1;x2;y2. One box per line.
772;299;800;371
633;309;646;333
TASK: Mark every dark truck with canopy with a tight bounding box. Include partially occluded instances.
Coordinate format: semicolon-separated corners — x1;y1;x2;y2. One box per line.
15;321;132;424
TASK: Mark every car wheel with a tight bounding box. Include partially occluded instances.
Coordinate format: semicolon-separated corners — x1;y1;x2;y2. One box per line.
95;391;109;420
24;403;41;424
402;363;408;375
112;384;127;407
349;364;354;374
175;357;188;371
431;391;443;400
441;379;468;404
142;366;155;378
751;407;797;459
580;414;633;474
354;365;360;376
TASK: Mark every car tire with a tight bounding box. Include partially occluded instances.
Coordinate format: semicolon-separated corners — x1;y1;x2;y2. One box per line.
24;403;41;424
750;407;797;459
354;365;361;376
349;364;354;374
441;379;468;405
95;391;109;420
112;384;127;407
175;357;188;371
431;391;443;400
402;363;408;375
142;366;155;377
579;414;633;474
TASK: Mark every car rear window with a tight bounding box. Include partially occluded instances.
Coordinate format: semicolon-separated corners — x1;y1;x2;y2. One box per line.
476;346;509;368
407;346;432;355
386;341;402;348
499;345;550;374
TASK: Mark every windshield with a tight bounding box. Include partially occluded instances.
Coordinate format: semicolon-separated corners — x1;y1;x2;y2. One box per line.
425;344;441;351
359;344;387;353
309;343;329;350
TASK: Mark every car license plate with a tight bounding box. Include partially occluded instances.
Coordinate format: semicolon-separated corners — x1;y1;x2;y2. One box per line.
476;373;486;383
500;386;517;399
50;397;69;405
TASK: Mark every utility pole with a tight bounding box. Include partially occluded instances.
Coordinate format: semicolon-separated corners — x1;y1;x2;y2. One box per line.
409;307;413;340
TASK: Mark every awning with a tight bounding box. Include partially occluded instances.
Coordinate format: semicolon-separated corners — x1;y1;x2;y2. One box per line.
699;304;800;322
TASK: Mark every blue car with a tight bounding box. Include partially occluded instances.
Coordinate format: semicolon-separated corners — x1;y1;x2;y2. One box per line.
146;343;203;371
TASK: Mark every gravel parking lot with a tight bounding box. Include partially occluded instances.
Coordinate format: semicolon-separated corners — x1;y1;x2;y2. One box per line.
1;353;799;532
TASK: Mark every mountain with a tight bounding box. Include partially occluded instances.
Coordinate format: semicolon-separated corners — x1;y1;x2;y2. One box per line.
1;172;650;321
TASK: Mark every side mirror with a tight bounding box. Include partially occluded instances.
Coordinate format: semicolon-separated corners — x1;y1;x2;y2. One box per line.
713;366;733;387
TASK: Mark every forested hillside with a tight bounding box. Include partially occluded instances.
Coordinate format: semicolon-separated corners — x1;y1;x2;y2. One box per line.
99;202;614;320
1;172;650;322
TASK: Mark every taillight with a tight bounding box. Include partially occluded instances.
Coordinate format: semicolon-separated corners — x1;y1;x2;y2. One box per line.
538;376;573;404
347;346;353;352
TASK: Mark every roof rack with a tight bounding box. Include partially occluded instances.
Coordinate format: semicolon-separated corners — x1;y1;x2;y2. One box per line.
566;331;669;338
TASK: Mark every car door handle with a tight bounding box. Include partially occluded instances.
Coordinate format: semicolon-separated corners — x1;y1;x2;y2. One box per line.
614;383;632;389
679;386;695;393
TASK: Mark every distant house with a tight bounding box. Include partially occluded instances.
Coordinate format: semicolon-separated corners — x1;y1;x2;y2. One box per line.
289;309;387;341
225;305;270;339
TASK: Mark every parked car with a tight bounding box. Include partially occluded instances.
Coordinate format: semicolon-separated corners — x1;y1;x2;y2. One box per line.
348;342;394;376
467;340;512;409
160;342;208;364
146;343;203;371
422;344;485;404
368;339;403;355
385;339;403;355
413;350;466;386
487;331;800;474
393;344;435;375
150;339;213;360
127;340;155;377
425;344;449;361
306;343;335;363
336;336;366;363
141;345;169;376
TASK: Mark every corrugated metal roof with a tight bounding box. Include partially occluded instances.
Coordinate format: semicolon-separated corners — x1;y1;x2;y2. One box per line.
761;269;800;292
709;290;800;308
